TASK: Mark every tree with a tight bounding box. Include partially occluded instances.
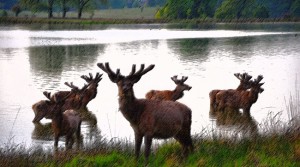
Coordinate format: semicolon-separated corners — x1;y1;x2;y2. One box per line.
215;0;257;19
20;0;47;16
11;4;22;17
77;0;108;19
48;0;54;18
291;0;300;17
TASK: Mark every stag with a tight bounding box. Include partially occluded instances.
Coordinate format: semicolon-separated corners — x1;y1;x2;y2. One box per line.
145;75;192;101
216;75;264;115
44;83;82;150
209;72;253;112
97;62;193;162
79;72;103;110
32;82;89;123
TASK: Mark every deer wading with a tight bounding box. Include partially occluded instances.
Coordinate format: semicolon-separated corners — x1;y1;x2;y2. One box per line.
145;75;192;101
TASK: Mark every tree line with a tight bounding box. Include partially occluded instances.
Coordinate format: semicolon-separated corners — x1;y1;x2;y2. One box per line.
2;0;166;18
156;0;300;20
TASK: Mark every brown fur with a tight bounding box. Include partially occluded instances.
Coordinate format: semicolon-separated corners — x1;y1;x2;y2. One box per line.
209;73;253;112
97;62;193;162
145;75;192;101
48;91;82;149
32;82;89;123
216;75;264;114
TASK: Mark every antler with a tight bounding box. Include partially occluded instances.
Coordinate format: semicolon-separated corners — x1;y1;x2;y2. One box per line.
64;82;79;91
127;64;155;82
234;73;252;82
97;62;123;83
81;73;93;83
171;75;188;85
81;72;103;83
43;91;52;101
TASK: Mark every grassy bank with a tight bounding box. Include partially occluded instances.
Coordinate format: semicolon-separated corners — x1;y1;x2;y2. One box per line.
0;132;299;166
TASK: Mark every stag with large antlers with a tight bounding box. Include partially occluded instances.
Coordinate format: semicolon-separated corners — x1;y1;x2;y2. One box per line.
32;82;89;123
216;75;264;115
80;72;103;110
209;72;253;112
97;62;193;162
145;75;192;101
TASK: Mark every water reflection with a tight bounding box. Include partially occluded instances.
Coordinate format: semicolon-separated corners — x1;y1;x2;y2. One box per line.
29;44;105;91
210;109;258;138
169;38;212;62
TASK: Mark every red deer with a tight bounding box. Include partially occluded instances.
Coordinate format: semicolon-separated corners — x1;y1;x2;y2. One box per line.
97;62;193;162
145;75;192;101
79;72;103;110
44;83;82;150
32;82;89;123
216;75;264;115
209;73;252;112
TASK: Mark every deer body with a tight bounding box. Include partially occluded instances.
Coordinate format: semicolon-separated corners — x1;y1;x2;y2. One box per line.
51;109;81;149
216;75;264;114
98;63;193;162
209;73;253;111
32;81;91;123
47;88;83;149
146;76;191;101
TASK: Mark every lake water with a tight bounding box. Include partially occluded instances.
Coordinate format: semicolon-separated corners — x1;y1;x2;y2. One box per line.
0;23;299;149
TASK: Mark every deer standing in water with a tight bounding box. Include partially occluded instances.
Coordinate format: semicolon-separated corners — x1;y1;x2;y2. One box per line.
216;75;264;115
32;82;89;123
145;75;192;101
209;73;253;112
97;62;193;162
44;82;83;150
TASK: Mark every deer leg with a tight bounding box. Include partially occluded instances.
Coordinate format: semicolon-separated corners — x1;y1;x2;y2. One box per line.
134;132;143;160
54;134;59;149
144;135;153;164
76;125;81;149
175;132;193;157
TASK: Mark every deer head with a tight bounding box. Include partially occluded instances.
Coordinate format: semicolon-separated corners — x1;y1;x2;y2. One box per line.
171;75;192;92
234;72;253;90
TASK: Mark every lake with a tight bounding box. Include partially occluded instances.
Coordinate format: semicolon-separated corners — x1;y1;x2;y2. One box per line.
0;23;299;149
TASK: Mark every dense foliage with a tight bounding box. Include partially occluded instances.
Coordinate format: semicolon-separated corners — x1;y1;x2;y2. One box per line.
156;0;300;19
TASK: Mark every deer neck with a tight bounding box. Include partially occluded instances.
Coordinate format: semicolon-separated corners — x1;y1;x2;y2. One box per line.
118;87;140;123
248;88;259;103
52;112;63;131
171;87;184;101
236;84;244;91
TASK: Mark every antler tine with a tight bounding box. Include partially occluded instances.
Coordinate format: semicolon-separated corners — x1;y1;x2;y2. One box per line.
129;64;136;76
43;91;51;100
89;73;93;79
80;75;90;82
171;75;178;81
133;64;145;76
234;73;242;80
137;64;155;76
97;62;117;76
255;75;264;83
182;76;188;83
65;82;79;90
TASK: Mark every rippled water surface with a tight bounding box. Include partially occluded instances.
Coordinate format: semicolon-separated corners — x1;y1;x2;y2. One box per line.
0;23;299;149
